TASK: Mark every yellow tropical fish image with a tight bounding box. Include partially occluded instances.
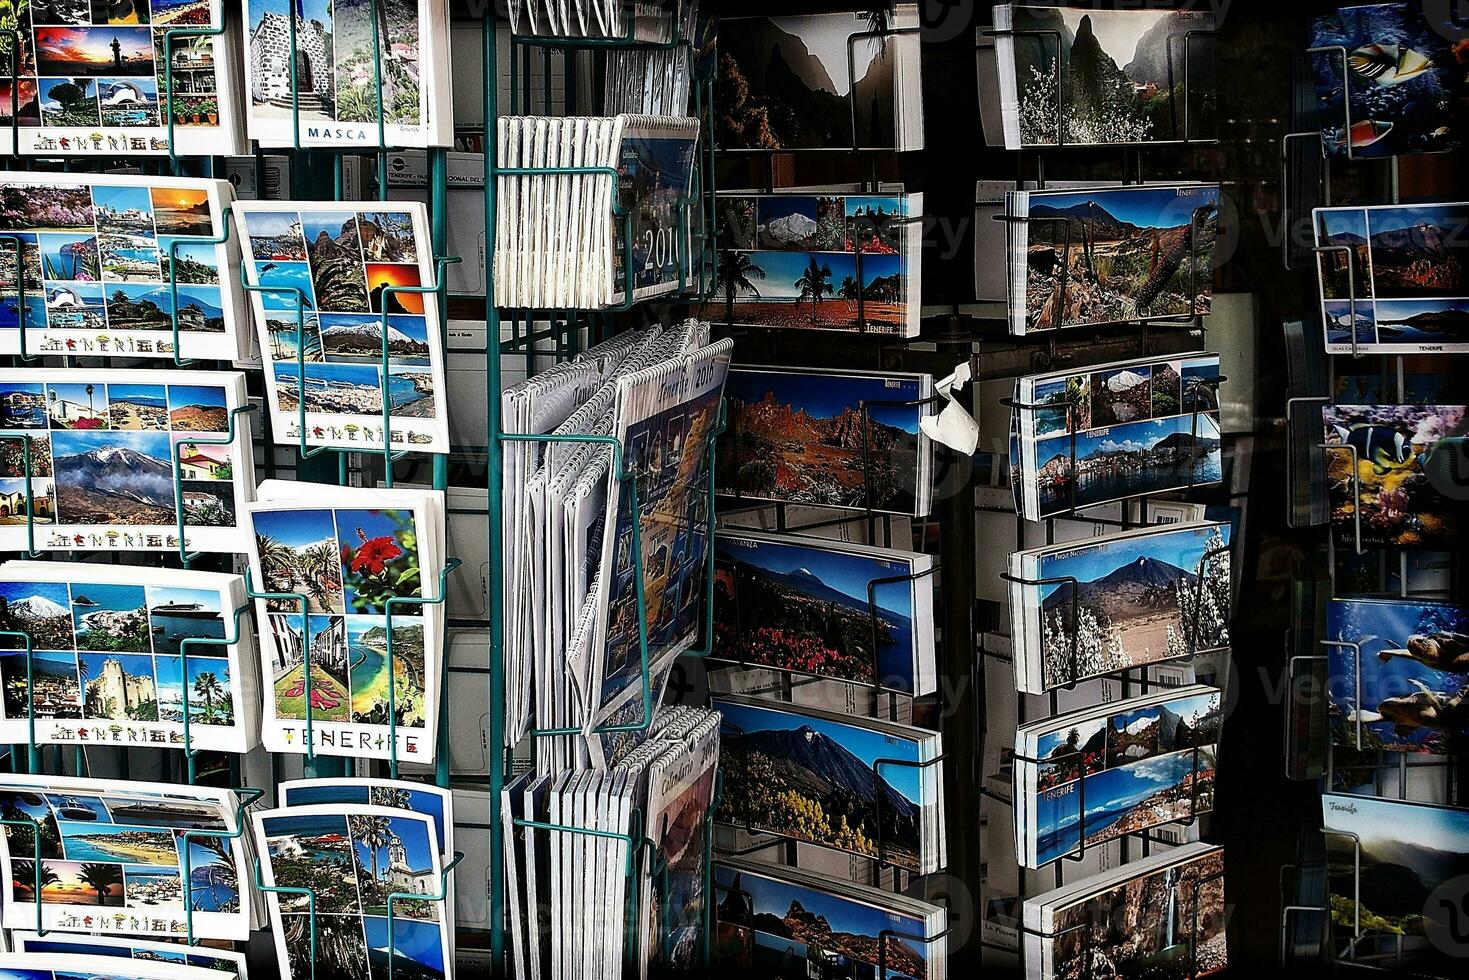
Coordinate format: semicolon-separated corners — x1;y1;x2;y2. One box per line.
1348;43;1433;86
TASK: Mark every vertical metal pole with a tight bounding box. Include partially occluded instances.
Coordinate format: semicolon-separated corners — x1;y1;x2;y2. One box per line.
430;145;452;790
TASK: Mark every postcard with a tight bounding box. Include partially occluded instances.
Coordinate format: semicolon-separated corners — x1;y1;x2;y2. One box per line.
1314;202;1469;353
712;530;936;695
1019;687;1220;867
1310;4;1469;159
0;0;244;156
242;0;452;148
992;5;1216;149
699;191;923;337
234;201;449;454
1013;522;1233;693
244;491;442;763
1326;598;1469;754
713;858;948;980
713;695;944;875
278;777;453;860
0;563;257;753
9;934;247;979
1322;794;1469;973
0;368;253;554
0;174;246;360
714;366;934;516
251;804;449;980
1009;184;1221;335
1321;404;1467;549
0;774;251;938
0;954;221;980
713;7;923;151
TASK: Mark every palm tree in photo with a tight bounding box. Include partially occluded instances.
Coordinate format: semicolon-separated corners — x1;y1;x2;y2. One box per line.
715;251;765;311
78;862;121;904
838;275;861;302
347;814;393;891
13;859;59;900
302;540;342;605
192;671;224;722
84;384;94;421
254;533;296;594
794;255;834;323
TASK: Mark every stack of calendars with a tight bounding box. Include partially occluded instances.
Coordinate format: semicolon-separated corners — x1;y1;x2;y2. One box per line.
1007;521;1233;693
494;114;702;310
242;480;447;765
602;1;703;116
1022;843;1227;979
501;704;721;980
0;773;259;939
507;0;686;43
1014;686;1222;868
1004;184;1222;336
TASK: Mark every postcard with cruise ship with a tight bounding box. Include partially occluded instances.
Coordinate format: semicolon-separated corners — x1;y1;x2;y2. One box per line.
0;773;253;939
0;563;257;754
233;201;450;455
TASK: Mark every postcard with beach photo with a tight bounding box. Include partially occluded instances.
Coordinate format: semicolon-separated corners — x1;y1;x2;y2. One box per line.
234;201;449;454
0;174;245;360
251;804;450;980
0;562;257;753
0;368;253;554
0;773;252;938
0;0;243;156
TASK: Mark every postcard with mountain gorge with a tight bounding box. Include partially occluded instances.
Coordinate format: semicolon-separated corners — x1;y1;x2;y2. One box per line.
1314;202;1469;353
236;203;448;453
0;176;241;360
1323;794;1469;974
0;0;237;156
0;370;249;554
1029;523;1232;692
0;571;248;752
1322;404;1467;550
253;806;448;980
1326;598;1469;754
998;5;1216;148
0;780;247;938
1311;3;1469;160
713;697;938;874
714;367;931;516
1018;184;1220;334
713;862;942;980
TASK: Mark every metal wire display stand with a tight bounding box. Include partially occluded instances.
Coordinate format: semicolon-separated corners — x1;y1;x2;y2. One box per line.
1276;55;1464;976
970;19;1230;979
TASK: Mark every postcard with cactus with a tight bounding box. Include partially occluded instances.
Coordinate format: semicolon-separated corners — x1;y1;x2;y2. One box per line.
0;773;253;939
0;173;246;361
0;0;243;156
0;562;256;753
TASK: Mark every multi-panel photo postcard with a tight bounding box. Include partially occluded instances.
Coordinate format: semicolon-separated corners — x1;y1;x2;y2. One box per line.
0;173;247;360
250;803;450;980
713;694;945;876
1326;597;1469;754
0;954;222;980
0;368;254;554
1014;352;1224;520
1321;403;1467;550
1010;521;1233;694
234;200;450;454
242;0;453;148
713;857;949;980
714;365;935;517
1313;202;1469;353
1023;842;1227;980
9;932;248;978
0;773;253;939
990;5;1216;149
244;483;445;764
1310;3;1469;159
1322;794;1469;974
0;0;245;156
711;529;937;697
1016;686;1221;868
713;6;924;152
0;562;258;754
700;190;923;337
1007;184;1221;336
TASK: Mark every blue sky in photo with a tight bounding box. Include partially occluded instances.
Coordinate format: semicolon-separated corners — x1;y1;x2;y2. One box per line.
92;185;153;216
300;212;354;245
1323;794;1469;855
0;381;43;399
69;582;146;617
251;507;337;551
159;237;219;269
715;864;922;941
106;384;166;408
51;429;171;465
166;384;227;412
0;579;69;609
858;252;899;285
758;197;818;225
297;361;381;387
1317;208;1367;240
39;77;95;107
846;196;905;217
1038;524;1230;601
107;282;223;317
728;369;923;434
1374;298;1469;320
261;809;348;841
1035;716;1106;760
79;652;153;683
245;211;304;241
47;382;108;413
0;790;53;823
253;261;316;311
354;814;436;878
155;655;183;697
1035;186;1220;229
714;698;925;803
362;915;445;972
1366;204;1469;237
716;536;911;613
185;654;230;688
1073;412;1221;459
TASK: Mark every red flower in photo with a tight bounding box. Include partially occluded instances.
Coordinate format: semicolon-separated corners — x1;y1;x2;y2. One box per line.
350;535;401;576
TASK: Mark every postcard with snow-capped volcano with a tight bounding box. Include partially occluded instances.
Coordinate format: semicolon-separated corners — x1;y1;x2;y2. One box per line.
234;201;449;454
0;368;254;554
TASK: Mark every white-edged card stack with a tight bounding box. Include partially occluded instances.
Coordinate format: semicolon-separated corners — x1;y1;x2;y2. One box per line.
494;114;702;310
509;0;689;43
602;1;704;116
242;480;446;764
